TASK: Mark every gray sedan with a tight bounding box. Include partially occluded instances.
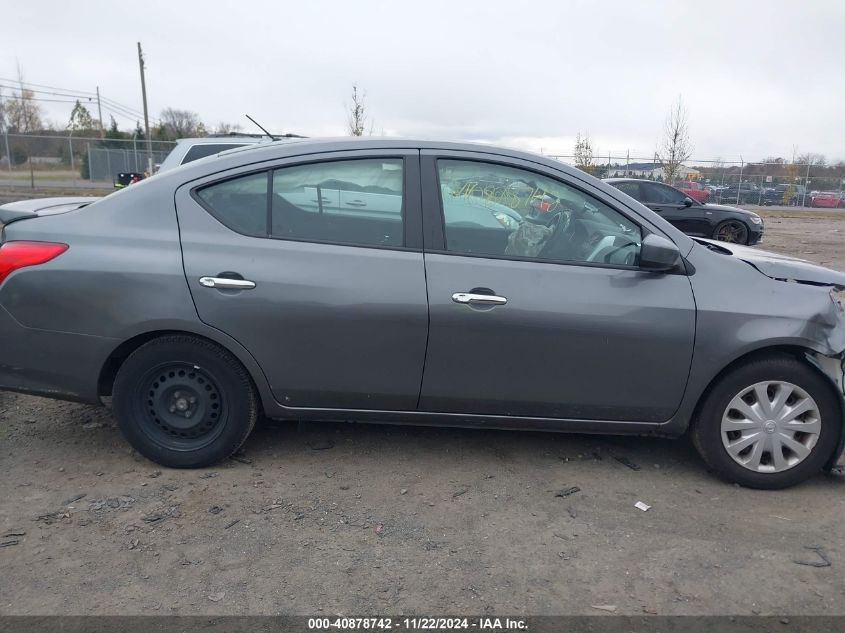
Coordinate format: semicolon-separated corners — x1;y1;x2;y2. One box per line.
1;138;843;489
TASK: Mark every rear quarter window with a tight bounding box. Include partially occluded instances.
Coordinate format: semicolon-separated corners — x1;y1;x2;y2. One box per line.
181;143;249;165
195;172;268;236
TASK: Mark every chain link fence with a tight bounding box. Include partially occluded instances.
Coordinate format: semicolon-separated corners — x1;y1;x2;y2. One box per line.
0;132;176;189
545;154;845;208
1;133;843;206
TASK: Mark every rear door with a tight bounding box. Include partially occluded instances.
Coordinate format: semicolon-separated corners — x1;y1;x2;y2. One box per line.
175;149;429;410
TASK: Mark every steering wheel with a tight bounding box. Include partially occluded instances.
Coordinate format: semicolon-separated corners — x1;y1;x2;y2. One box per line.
547;211;570;240
537;211;572;259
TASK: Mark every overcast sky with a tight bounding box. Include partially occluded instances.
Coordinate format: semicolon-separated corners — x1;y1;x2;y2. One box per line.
3;0;843;163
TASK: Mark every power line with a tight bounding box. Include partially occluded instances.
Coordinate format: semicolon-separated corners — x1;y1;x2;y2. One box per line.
0;84;159;125
0;77;98;97
0;84;98;102
1;95;85;105
0;77;152;122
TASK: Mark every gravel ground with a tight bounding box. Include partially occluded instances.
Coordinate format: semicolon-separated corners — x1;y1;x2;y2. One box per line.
1;211;844;616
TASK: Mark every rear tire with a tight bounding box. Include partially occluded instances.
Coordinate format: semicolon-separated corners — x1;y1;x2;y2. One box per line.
691;355;841;489
113;335;258;468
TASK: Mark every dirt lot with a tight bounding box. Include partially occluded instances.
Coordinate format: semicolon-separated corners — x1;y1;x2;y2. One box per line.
1;210;844;617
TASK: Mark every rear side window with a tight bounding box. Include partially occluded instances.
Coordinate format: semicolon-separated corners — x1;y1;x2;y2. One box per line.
194;158;405;248
182;143;248;165
612;181;644;202
271;159;404;247
195;172;268;237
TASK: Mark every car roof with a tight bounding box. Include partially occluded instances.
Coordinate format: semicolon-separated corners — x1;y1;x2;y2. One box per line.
172;136;267;146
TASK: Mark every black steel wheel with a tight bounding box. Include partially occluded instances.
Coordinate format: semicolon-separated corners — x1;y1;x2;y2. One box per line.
139;363;226;449
713;220;749;244
113;335;258;468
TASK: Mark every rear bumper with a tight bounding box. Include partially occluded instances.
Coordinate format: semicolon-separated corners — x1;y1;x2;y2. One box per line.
0;304;116;403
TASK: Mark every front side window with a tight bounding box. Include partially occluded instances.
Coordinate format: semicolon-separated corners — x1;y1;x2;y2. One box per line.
437;160;641;266
272;159;404;247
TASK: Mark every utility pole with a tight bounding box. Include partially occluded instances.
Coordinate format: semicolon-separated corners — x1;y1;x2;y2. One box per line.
137;42;154;176
95;86;105;138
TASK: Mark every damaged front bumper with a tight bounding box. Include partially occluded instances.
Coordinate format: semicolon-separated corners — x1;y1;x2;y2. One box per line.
807;289;845;470
809;350;845;470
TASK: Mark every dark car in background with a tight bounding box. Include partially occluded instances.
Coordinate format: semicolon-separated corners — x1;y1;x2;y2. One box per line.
604;178;764;244
714;182;761;205
761;184;806;206
1;138;843;490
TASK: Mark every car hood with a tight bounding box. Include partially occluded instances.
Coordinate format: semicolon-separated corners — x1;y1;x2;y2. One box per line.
695;238;845;288
701;203;757;216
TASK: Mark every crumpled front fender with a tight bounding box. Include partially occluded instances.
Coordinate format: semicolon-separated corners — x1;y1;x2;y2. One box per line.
808;351;845;471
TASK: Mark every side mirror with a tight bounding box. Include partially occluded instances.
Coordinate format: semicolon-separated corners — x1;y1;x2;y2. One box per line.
682;198;693;207
639;234;682;272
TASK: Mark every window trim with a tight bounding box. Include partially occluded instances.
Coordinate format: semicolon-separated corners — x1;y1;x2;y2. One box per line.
189;154;420;252
429;156;644;271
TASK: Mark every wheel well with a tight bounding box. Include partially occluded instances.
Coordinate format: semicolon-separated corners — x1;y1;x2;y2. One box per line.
690;345;844;430
98;331;243;397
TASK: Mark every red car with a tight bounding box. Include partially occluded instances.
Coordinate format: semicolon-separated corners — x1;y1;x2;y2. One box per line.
675;180;710;203
810;191;842;208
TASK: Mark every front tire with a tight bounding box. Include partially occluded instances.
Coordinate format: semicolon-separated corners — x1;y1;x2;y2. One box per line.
691;355;841;489
713;220;749;244
113;335;258;468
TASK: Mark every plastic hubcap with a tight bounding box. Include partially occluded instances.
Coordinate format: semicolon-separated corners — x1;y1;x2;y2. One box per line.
720;380;821;473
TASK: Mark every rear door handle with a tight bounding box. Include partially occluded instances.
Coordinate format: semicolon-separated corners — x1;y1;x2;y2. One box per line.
199;276;256;290
345;200;367;207
452;292;508;306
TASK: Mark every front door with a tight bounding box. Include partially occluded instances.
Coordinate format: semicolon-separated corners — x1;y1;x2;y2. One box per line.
642;182;708;236
175;150;429;410
418;154;696;422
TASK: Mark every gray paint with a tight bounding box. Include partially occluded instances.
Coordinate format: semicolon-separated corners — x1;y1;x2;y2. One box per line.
0;137;842;448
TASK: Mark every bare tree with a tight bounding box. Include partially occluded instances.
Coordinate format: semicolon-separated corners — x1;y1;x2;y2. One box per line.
657;95;692;184
4;66;43;133
214;121;243;135
159;107;204;139
573;132;595;174
346;84;372;136
4;65;44;187
797;152;826;167
0;86;6;133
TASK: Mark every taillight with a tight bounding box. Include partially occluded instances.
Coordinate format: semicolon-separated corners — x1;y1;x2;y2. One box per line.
0;241;68;285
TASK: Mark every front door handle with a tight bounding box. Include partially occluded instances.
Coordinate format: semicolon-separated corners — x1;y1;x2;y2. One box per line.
199;276;256;290
452;292;508;306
